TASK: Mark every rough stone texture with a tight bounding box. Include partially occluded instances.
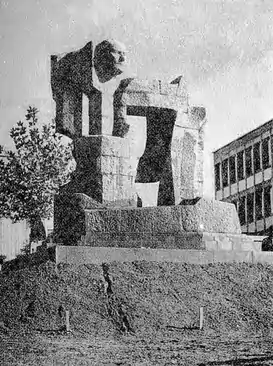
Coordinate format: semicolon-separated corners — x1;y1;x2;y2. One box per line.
53;193;108;245
51;39;128;138
58;128;145;207
114;78;205;204
51;41;93;138
179;197;241;233
55;197;243;246
115;78;189;112
52;39;205;213
51;39;240;251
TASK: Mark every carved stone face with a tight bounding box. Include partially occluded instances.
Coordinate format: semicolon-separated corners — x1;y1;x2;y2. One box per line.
94;39;127;83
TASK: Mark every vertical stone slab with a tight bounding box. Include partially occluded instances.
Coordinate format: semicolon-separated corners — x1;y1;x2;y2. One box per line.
51;41;93;139
170;125;198;202
189;107;207;197
180;128;199;198
88;89;102;135
168;107;205;203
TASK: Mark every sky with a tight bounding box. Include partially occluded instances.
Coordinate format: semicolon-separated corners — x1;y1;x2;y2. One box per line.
1;0;273;196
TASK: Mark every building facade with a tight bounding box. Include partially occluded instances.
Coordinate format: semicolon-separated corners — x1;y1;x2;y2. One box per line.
213;119;273;235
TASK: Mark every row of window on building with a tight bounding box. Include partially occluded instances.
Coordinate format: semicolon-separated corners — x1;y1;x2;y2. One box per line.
215;137;271;191
232;185;271;226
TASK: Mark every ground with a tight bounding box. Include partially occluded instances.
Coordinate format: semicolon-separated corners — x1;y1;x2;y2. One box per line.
1;260;273;365
2;328;273;365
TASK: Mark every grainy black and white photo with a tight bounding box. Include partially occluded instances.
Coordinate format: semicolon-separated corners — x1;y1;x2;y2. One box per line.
1;0;273;364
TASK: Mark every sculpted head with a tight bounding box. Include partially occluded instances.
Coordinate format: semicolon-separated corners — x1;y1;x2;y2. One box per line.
93;39;127;83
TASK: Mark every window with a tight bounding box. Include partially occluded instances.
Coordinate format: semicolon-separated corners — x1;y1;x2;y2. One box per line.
222;159;228;188
255;189;263;221
245;146;253;177
237;151;244;181
253;142;261;173
247;193;254;223
229;155;236;184
264;186;271;218
238;197;246;225
262;138;270;170
215;163;221;191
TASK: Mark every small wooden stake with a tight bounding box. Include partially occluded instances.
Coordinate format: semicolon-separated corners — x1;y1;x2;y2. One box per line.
65;310;70;333
199;307;204;330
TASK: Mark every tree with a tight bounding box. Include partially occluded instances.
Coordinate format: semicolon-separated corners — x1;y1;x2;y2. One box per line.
0;106;74;242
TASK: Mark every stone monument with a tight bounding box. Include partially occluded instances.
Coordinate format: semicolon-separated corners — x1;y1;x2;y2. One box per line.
51;39;260;252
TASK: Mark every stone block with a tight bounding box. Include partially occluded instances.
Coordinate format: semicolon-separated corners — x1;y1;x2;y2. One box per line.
56;246;215;265
171;126;199;202
73;135;130;160
175;233;205;250
100;155;120;174
101;135;128;157
54;246;262;266
202;232;215;241
119;207;154;233
253;252;273;264
123;78;160;93
180;198;241;234
85;209;121;233
152;206;181;233
231;237;260;251
123;91;151;108
240;241;262;252
82;198;241;248
175;110;197;129
53;193;106;246
213;250;252;263
119;157;133;175
205;240;218;251
101;174;117;202
217;238;233;251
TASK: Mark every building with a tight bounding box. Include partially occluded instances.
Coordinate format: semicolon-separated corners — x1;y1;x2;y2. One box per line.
213;119;273;235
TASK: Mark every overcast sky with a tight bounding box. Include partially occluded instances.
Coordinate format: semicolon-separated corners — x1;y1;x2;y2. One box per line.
1;0;273;196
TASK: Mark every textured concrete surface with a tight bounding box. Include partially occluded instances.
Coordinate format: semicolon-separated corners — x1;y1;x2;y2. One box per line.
179;197;241;233
54;245;271;265
55;246;214;265
84;198;241;237
54;197;243;246
81;231;262;252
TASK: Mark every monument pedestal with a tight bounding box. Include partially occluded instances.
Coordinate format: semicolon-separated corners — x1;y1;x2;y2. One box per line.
54;196;262;254
51;39;264;261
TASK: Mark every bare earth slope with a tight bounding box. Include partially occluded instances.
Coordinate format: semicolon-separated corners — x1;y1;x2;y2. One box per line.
1;261;273;365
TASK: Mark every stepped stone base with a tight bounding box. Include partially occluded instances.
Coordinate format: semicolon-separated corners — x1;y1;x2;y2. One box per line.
54;195;242;246
79;232;262;252
53;194;262;257
53;246;271;266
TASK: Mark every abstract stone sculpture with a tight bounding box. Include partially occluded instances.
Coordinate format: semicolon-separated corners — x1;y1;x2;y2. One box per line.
51;39;212;244
51;40;206;206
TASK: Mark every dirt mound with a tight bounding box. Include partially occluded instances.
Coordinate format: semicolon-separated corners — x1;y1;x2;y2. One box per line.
1;261;273;337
